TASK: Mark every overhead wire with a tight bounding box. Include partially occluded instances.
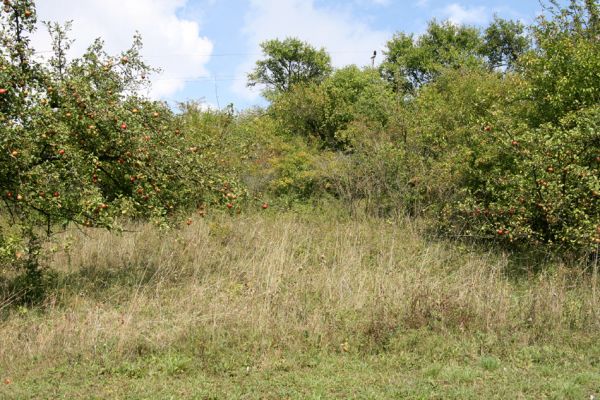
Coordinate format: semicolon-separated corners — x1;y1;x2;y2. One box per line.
32;49;380;84
34;49;377;57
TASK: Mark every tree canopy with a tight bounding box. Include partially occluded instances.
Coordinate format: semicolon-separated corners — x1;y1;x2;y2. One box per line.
380;18;530;93
247;37;332;98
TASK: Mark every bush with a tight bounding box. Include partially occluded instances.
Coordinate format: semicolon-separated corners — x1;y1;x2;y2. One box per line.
270;66;395;150
454;106;600;252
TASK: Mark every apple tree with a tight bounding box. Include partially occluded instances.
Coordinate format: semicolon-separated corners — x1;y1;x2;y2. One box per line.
1;0;219;299
436;0;599;254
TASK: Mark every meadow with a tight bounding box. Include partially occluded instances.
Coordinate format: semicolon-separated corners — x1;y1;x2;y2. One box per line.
2;211;599;398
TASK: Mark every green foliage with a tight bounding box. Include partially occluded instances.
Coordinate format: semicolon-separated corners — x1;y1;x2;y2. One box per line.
227;1;599;256
355;1;599;254
232;110;328;204
247;37;332;99
520;1;600;126
324;141;413;217
381;18;530;93
381;20;484;93
270;66;395;150
0;0;219;291
268;83;327;143
481;16;530;70
387;60;598;252
446;0;600;251
454;106;599;251
393;66;517;218
1;0;598;286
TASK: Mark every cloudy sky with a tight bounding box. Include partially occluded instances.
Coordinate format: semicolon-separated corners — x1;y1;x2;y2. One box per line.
32;0;556;109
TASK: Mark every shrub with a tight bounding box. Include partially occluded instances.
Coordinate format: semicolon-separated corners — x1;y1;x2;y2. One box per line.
270;66;395;150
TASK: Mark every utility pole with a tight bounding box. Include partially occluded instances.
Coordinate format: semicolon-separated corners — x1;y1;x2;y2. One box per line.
371;50;377;68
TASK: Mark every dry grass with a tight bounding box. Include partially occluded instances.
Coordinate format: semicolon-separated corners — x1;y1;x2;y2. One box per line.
1;212;599;385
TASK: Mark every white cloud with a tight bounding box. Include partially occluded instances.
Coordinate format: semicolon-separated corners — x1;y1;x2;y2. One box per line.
442;3;488;25
232;0;390;101
32;0;213;99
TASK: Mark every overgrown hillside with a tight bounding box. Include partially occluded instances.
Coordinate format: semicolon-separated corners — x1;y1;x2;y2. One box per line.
1;0;599;398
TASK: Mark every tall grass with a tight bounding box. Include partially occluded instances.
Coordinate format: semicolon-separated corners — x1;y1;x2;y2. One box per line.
1;212;598;374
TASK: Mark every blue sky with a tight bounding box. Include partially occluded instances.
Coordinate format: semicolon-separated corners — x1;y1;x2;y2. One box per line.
33;0;560;110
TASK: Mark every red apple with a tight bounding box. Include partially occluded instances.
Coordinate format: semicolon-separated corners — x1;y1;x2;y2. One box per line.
53;191;60;198
0;88;7;95
226;203;233;209
262;203;269;209
58;149;65;156
121;122;127;130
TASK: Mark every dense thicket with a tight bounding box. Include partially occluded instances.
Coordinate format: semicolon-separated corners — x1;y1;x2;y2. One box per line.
1;0;598;297
219;0;599;255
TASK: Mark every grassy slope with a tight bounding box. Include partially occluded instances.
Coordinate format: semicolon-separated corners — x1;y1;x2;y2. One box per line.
1;212;599;399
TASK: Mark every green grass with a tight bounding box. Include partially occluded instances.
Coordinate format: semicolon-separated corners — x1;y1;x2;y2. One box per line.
1;212;599;399
3;331;599;399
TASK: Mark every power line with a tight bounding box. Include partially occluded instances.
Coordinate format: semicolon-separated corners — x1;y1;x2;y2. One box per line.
33;49;380;58
31;48;385;86
152;75;246;82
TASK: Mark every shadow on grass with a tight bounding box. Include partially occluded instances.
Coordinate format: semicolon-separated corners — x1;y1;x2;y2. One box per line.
1;259;179;313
